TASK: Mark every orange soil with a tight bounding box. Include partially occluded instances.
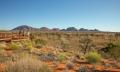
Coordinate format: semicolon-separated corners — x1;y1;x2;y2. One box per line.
0;64;6;72
45;61;120;72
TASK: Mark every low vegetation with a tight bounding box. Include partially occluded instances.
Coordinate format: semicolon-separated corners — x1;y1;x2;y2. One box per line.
20;40;33;51
77;66;89;72
0;32;120;72
58;53;66;62
86;51;102;64
34;39;47;48
100;43;120;60
5;58;53;72
9;42;21;50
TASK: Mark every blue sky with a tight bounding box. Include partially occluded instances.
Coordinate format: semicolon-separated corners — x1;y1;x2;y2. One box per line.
0;0;120;32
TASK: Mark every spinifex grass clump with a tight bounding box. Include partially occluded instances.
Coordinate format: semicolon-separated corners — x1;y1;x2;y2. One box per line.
58;53;66;62
20;40;33;51
9;42;22;50
86;51;102;64
5;58;53;72
34;39;47;48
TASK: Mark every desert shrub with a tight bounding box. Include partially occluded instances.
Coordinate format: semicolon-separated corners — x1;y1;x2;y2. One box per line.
86;52;102;64
80;55;85;60
5;58;53;72
107;43;117;49
40;53;57;61
34;39;47;48
107;43;120;59
77;66;89;72
61;42;70;52
66;61;74;69
100;43;120;59
109;47;120;59
20;40;33;51
58;53;66;62
9;42;21;50
26;41;33;51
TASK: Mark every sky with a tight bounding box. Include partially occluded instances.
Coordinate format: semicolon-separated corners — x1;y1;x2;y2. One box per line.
0;0;120;32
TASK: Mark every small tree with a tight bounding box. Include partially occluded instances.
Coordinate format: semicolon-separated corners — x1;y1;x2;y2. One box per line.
79;35;94;55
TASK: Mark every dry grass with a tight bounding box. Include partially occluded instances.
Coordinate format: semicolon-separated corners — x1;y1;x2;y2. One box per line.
0;42;7;50
5;57;53;72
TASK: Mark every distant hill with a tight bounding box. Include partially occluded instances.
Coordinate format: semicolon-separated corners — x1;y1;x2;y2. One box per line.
12;25;100;32
40;27;50;31
12;25;38;31
61;27;100;32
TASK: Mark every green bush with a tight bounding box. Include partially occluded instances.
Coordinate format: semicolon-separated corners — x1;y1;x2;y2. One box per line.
20;40;33;50
86;52;102;64
58;53;66;62
109;46;120;59
26;41;33;50
34;39;47;48
5;58;53;72
9;42;21;50
107;43;118;49
61;43;70;52
101;43;120;59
